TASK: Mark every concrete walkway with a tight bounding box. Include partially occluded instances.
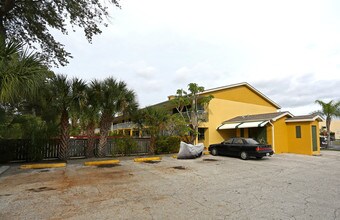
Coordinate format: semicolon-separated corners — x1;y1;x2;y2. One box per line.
326;143;340;150
0;166;9;175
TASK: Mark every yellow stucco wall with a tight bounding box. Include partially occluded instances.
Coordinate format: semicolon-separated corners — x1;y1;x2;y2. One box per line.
199;86;278;147
204;85;276;108
286;121;320;155
272;117;289;154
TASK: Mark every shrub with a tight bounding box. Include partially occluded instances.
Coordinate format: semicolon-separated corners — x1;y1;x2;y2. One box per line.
111;136;138;156
155;136;181;154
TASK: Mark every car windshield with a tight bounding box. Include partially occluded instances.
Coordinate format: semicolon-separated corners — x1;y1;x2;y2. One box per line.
244;138;259;144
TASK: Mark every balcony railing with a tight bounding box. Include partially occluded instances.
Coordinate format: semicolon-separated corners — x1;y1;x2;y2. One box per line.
112;122;137;130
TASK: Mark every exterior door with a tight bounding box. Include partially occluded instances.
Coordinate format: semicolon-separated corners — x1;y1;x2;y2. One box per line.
312;125;317;151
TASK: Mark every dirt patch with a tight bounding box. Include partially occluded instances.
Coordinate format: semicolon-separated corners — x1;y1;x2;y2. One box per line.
60;166;134;190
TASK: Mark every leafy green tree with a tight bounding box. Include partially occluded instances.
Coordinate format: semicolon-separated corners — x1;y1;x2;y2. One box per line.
0;0;120;66
172;83;213;144
315;100;340;147
48;74;86;160
0;40;50;103
134;107;170;154
166;114;192;138
90;78;138;157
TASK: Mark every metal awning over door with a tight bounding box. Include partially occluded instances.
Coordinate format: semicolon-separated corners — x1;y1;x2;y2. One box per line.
217;123;241;130
217;121;269;130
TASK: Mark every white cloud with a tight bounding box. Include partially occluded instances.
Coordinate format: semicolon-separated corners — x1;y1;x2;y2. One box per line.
52;0;340;114
137;67;156;79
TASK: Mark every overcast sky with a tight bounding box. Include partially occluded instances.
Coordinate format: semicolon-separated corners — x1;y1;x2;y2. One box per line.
53;0;340;115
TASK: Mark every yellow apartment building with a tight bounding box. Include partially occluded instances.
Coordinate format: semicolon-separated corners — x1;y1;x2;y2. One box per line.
112;82;323;155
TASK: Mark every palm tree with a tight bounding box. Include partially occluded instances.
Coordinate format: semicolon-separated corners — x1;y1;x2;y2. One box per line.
134;107;170;154
315;100;340;147
48;74;87;160
0;40;50;103
90;78;138;157
79;86;101;158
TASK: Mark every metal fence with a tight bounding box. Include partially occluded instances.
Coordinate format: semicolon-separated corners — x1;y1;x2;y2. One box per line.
0;137;150;163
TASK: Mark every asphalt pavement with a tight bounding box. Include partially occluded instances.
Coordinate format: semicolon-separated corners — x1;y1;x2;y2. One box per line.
1;151;340;219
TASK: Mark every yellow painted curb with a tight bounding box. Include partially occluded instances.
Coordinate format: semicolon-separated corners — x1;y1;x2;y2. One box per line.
20;163;66;169
134;157;162;162
203;151;210;155
84;160;120;166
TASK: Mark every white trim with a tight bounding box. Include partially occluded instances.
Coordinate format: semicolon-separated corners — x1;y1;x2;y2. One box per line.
272;112;294;121
286;115;324;123
268;121;275;153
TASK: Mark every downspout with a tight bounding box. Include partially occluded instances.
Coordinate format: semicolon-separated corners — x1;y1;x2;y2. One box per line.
268;120;275;153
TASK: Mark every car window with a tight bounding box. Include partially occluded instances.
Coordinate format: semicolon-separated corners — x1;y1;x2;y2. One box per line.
224;139;233;144
233;138;243;144
244;138;259;144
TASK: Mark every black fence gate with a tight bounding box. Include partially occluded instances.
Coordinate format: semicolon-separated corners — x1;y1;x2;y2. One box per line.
0;137;150;163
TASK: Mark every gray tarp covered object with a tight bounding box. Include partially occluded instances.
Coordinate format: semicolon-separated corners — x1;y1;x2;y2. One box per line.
177;141;205;159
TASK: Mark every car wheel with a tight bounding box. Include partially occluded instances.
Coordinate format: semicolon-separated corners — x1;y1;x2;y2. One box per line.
211;148;218;156
240;151;248;160
256;156;263;159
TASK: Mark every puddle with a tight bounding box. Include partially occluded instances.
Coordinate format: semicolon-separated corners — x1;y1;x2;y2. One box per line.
144;160;161;164
96;164;121;168
27;187;56;192
0;194;12;197
203;159;219;162
172;166;186;170
39;169;50;173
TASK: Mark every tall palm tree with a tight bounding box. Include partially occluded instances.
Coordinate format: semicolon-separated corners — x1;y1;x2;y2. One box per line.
0;40;49;103
90;78;138;157
134;107;170;154
48;74;86;160
79;86;101;158
315;100;340;147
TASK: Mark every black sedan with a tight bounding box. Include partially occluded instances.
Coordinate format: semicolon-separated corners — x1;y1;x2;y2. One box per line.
208;137;274;160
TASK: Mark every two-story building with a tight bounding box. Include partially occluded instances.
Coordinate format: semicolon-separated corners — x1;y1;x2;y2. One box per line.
112;82;323;155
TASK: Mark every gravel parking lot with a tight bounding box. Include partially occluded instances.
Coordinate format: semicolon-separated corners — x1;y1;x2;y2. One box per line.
1;151;340;220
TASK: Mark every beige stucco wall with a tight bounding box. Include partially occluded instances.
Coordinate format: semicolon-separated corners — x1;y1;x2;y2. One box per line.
319;120;340;139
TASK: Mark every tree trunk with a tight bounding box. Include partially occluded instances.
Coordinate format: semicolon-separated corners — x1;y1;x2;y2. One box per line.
149;135;156;154
59;110;69;160
98;114;112;157
85;122;95;158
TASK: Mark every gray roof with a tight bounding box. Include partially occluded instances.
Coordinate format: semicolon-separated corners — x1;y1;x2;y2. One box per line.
286;114;324;122
223;111;292;123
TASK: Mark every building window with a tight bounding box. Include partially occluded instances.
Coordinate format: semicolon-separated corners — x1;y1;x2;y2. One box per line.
296;126;301;138
132;130;140;138
198;128;206;140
